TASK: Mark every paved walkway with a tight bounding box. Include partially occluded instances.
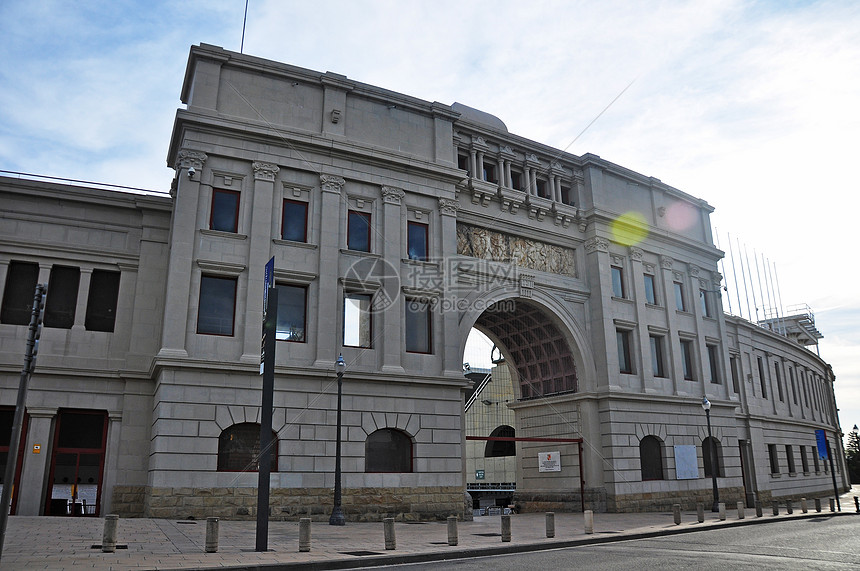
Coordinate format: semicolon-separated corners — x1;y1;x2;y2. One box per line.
3;486;858;570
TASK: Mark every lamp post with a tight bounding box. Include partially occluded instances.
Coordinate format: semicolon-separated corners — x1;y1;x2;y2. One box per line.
702;396;720;512
329;354;347;525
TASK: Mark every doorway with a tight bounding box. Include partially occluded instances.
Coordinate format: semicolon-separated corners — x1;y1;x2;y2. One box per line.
45;410;107;516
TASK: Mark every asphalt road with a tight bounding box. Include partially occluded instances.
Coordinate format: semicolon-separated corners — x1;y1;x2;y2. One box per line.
375;514;860;571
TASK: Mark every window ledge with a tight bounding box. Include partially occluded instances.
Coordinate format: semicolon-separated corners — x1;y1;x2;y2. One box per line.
770;473;781;478
402;258;440;268
645;302;662;309
340;248;381;259
200;229;248;240
788;472;797;477
273;239;317;250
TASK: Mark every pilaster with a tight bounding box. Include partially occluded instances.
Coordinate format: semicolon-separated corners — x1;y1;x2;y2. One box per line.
314;174;346;367
380;185;405;373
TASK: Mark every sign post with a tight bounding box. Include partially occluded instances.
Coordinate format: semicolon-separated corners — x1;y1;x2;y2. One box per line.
816;428;841;511
256;258;276;552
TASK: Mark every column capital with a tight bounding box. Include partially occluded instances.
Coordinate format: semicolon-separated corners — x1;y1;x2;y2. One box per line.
381;185;405;205
177;149;207;170
584;237;609;254
438;198;460;217
253;161;279;181
629;246;644;261
660;255;674;270
320;174;346;193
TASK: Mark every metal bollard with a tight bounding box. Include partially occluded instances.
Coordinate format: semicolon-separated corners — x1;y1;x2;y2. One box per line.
501;514;511;542
584;510;594;534
102;514;119;553
786;500;793;514
755;500;762;518
815;498;822;513
447;515;458;546
299;518;311;552
546;512;555;538
383;518;396;550
801;498;807;514
829;498;835;512
772;501;779;516
854;496;859;513
673;504;681;525
697;503;704;523
205;517;219;553
737;501;744;520
718;503;726;521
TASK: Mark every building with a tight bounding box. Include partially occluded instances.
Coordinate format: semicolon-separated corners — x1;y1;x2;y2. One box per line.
0;43;849;520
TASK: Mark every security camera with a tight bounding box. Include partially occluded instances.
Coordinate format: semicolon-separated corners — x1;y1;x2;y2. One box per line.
187;167;196;178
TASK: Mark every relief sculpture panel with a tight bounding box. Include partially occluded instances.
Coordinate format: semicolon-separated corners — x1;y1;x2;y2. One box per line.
457;223;576;277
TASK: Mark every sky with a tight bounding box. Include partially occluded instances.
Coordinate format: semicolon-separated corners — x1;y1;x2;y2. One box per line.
1;1;858;437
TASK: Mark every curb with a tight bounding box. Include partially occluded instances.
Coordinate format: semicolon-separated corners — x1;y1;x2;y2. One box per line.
184;511;858;571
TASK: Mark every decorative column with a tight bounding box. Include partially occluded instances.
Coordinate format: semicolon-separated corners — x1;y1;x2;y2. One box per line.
158;149;207;358
380;185;406;373
314;174;346;366
241;161;280;363
438;198;462;377
16;407;56;515
72;269;92;331
660;256;682;396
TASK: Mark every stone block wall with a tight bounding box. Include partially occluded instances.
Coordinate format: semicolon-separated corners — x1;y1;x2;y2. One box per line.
607;486;746;512
110;485;146;517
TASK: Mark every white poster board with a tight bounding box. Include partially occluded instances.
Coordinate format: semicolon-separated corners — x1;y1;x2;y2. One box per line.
674;445;699;479
538;451;561;472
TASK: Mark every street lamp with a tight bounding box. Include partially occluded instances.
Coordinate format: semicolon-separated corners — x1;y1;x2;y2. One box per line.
330;354;347;525
702;396;720;512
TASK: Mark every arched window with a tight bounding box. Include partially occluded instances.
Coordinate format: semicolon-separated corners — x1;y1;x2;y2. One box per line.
365;428;412;472
702;436;723;477
485;425;516;457
639;435;664;481
217;423;277;472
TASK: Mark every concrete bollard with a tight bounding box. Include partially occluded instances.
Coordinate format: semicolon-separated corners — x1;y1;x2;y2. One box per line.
786;500;793;514
815;498;822;513
800;498;807;514
447;515;458;546
772;501;780;516
102;514;119;553
501;514;511;542
755;500;762;518
737;501;744;520
299;518;311;552
205;517;219;553
829;498;835;512
546;512;555;538
718;503;726;521
697;503;704;523
673;504;681;525
584;510;594;534
383;518;396;550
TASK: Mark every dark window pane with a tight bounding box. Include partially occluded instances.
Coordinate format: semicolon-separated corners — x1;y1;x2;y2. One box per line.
217;423;277;472
681;340;694;380
611;266;624;298
57;411;105;449
85;270;120;332
674;282;685;311
282;200;308;242
407;222;428;261
365;429;412;472
276;284;306;342
0;408;14;445
210;189;239;232
1;261;39;325
197;276;236;336
703;437;722;477
44;266;80;329
644;274;656;305
405;299;431;353
347;211;371;252
617;330;632;374
640;436;663;480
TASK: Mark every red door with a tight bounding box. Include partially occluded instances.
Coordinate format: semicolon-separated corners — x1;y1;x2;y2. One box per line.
45;410;107;516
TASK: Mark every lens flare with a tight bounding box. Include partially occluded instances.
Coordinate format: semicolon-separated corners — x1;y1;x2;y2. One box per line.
610;211;649;246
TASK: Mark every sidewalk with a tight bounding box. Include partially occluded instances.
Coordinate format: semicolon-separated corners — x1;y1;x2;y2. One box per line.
2;486;858;571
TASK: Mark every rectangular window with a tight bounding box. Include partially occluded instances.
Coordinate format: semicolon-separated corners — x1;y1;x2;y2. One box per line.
768;444;780;474
482;162;497;183
674;282;686;311
560;185;573;205
84;270;120;332
275;284;306;342
789;367;798;404
510;171;523;191
343;293;372;347
611;266;625;298
44;265;80;329
281;199;308;243
775;363;784;402
1;260;39;325
785;444;796;474
617;329;633;374
700;290;712;317
800;445;809;473
644;274;657;305
347;211;371;252
680;339;695;380
707;345;720;384
650;335;665;377
407;221;429;261
197;275;237;336
730;355;740;394
757;356;767;399
405;298;431;353
457;153;469;172
210;189;240;233
813;448;820;472
535;179;548;198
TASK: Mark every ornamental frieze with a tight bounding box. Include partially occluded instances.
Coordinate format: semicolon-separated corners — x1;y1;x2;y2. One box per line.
456;223;576;277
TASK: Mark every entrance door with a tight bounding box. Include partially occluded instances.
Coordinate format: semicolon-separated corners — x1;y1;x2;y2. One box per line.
0;407;29;515
45;410;107;516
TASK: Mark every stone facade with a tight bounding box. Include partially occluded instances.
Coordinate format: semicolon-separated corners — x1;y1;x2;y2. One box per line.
0;43;850;521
